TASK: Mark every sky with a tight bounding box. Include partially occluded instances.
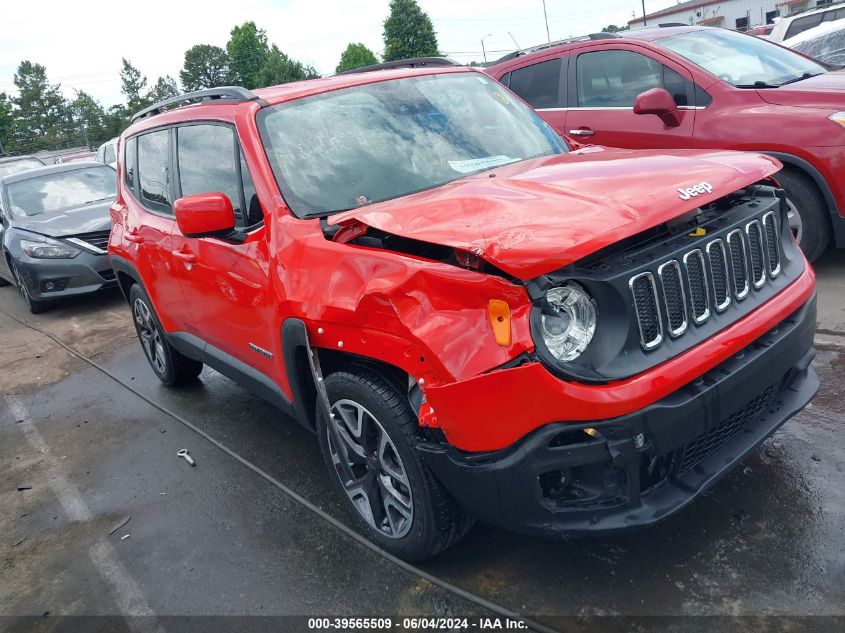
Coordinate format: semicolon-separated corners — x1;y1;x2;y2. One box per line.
0;0;676;107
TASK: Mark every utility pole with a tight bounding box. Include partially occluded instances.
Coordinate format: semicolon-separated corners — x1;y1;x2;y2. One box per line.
542;0;551;42
642;0;648;26
481;33;493;63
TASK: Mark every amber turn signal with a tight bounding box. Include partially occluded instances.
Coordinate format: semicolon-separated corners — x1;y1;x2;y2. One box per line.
488;299;511;346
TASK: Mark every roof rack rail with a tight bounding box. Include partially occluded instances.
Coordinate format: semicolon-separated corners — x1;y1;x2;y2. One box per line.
658;22;689;27
489;32;622;64
130;86;267;124
338;57;461;75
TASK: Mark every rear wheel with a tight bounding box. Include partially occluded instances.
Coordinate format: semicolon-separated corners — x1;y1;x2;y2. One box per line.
778;168;831;263
129;284;203;385
10;260;50;314
316;366;473;561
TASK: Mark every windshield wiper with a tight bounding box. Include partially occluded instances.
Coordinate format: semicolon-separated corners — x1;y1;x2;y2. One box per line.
83;197;113;205
735;80;779;89
779;72;822;86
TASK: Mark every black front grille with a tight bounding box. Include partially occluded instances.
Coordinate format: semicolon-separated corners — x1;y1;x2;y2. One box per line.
70;229;111;251
747;220;765;288
631;273;661;348
678;382;779;474
99;269;116;281
631;208;783;352
659;261;686;336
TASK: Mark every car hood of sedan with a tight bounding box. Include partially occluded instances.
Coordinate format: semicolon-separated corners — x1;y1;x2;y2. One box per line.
329;147;781;279
11;200;112;238
756;70;845;108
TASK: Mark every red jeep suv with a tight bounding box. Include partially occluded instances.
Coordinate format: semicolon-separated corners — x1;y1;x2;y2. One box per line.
485;25;845;263
109;65;818;560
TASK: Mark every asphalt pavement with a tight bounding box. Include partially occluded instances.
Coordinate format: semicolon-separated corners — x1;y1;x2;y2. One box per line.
1;250;844;633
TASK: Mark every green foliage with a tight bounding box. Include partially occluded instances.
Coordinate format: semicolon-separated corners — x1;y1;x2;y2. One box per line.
68;90;109;147
256;45;318;87
11;61;68;149
227;22;269;89
121;58;149;113
601;24;629;33
147;75;180;103
336;43;379;73
0;92;13;153
382;0;439;62
181;44;233;91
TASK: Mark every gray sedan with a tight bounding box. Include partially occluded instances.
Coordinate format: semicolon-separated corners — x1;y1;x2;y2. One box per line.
0;161;117;313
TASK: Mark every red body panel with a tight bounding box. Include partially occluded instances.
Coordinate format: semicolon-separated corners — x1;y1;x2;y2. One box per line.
484;30;845;219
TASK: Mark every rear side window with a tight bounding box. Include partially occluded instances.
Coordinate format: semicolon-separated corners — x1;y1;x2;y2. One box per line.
137;130;171;213
104;144;116;165
508;59;562;108
577;50;661;107
785;14;824;39
124;137;137;194
176;124;262;228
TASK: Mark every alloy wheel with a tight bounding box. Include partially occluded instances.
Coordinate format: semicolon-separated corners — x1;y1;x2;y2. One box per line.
786;198;803;245
326;398;414;539
133;297;166;375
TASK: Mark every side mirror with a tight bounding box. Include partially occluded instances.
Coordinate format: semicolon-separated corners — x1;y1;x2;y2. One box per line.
633;88;681;127
174;192;236;237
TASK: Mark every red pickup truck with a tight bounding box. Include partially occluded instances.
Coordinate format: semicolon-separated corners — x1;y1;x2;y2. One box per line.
485;25;845;262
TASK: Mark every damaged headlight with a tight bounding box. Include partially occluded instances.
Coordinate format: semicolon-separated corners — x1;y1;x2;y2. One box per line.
540;284;597;362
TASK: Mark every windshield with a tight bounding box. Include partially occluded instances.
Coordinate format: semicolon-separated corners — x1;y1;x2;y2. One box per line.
0;158;44;179
660;29;826;87
793;28;845;66
257;72;568;218
7;165;116;217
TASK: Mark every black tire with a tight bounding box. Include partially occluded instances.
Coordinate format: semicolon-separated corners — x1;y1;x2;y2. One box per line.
316;366;473;561
10;260;50;314
128;283;203;386
777;168;831;263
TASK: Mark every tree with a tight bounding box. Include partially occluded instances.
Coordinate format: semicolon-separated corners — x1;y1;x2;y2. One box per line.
0;92;14;154
68;90;108;147
12;61;68;149
120;58;148;113
180;44;233;91
147;75;180;103
601;24;629;33
382;0;439;62
227;21;270;89
255;45;318;87
335;43;378;73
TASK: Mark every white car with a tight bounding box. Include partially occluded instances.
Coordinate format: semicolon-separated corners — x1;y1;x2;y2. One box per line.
95;137;118;167
770;2;845;43
784;18;845;65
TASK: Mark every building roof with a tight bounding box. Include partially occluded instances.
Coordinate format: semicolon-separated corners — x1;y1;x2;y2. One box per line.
628;0;723;25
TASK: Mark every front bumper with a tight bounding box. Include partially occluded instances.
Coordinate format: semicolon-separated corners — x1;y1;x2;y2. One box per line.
15;251;117;300
417;295;818;535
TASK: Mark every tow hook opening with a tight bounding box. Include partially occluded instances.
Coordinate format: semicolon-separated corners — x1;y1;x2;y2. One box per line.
538;463;628;510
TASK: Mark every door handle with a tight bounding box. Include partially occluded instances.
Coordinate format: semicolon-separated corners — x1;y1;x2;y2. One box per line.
569;129;595;136
125;229;144;244
171;249;196;264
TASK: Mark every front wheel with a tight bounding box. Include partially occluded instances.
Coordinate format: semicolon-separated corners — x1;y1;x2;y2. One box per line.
129;284;203;385
777;168;831;263
10;260;50;314
316;366;473;561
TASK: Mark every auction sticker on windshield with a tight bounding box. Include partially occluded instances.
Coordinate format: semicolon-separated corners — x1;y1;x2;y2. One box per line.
448;155;518;173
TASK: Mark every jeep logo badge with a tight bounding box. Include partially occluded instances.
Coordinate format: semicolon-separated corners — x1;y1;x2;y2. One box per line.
678;182;713;201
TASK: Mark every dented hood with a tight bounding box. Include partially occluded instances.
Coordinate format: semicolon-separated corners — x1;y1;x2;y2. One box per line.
330;148;781;279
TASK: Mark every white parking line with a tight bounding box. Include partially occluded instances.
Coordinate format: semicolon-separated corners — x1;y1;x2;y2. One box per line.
6;394;163;632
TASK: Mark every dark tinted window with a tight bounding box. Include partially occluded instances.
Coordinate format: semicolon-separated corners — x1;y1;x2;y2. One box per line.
663;66;690;106
785;14;824;39
177;124;258;228
137;130;171;213
577;50;661;107
694;84;713;107
508;59;562;108
240;150;263;226
124;137;137;194
500;72;511;87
